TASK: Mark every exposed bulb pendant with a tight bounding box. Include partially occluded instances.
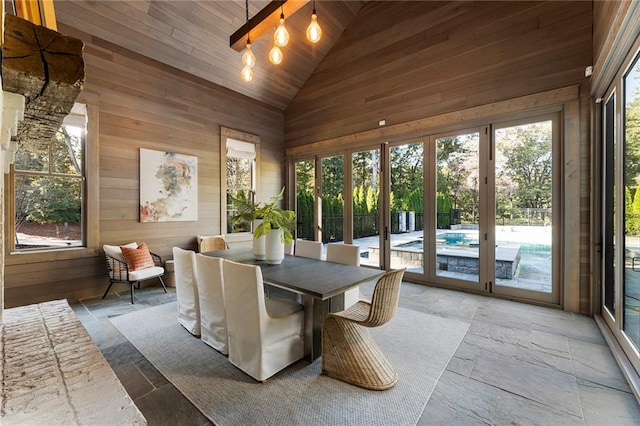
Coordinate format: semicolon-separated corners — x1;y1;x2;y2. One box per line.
306;3;322;43
241;65;254;82
274;10;289;47
269;45;283;65
242;39;256;68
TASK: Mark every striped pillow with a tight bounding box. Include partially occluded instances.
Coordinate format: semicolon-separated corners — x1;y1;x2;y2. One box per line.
121;242;155;271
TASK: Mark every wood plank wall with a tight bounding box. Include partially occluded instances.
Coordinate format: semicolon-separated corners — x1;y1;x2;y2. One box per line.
285;1;594;313
3;24;284;307
285;1;592;148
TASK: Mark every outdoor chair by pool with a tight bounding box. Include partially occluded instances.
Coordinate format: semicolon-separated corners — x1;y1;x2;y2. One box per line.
322;268;405;390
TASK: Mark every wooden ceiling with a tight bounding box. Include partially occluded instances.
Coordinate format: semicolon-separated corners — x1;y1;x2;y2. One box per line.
54;1;363;110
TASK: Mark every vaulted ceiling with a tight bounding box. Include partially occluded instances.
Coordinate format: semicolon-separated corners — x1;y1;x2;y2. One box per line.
54;0;364;110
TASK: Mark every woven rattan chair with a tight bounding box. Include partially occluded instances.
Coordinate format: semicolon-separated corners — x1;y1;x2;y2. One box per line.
103;243;167;304
322;268;405;390
197;235;227;253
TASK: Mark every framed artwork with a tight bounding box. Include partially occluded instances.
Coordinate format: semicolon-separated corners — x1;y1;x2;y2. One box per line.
139;148;198;222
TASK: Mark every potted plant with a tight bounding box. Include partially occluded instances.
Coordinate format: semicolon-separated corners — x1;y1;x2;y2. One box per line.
253;188;295;264
228;189;265;259
229;188;295;263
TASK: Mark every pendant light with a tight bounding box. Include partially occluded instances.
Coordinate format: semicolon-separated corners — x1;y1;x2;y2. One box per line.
306;0;322;43
269;45;283;65
274;7;290;47
241;36;256;82
240;0;255;82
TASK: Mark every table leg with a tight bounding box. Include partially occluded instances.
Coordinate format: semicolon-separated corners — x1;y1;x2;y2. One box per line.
303;295;330;362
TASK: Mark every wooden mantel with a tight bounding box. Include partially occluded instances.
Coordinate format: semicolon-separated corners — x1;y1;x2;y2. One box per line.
1;13;84;150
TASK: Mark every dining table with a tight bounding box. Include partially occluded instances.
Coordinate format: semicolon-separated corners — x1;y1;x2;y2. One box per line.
204;247;385;361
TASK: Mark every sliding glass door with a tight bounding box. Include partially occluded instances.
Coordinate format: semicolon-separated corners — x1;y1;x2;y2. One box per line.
320;155;344;245
424;123;558;302
352;149;381;268
295;159;315;241
389;142;424;273
290;121;559;304
623;55;640;354
433;132;480;286
601;43;640;377
492;118;559;303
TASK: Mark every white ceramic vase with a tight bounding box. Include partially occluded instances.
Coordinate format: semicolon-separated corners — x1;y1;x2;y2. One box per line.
265;228;285;265
253;219;266;260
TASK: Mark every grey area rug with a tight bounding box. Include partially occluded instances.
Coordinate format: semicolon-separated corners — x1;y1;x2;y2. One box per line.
110;301;469;426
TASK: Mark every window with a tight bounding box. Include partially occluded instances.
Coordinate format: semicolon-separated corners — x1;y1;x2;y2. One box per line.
221;127;260;237
11;104;87;251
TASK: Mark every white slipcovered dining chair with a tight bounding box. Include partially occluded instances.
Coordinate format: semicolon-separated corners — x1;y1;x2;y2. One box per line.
294;239;322;259
173;247;200;336
326;243;361;310
195;254;228;355
223;259;305;382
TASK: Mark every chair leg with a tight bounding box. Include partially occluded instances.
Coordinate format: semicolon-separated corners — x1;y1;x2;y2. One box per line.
158;276;168;293
102;282;114;299
130;283;136;304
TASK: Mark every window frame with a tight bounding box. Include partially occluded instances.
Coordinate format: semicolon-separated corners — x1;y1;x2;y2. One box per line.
220;127;260;243
5;102;99;264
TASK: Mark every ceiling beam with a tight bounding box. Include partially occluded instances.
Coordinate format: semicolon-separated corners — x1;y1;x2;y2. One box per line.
13;0;58;31
230;0;310;52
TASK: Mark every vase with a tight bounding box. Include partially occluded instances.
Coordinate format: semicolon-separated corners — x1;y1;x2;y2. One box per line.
265;228;285;265
253;219;266;260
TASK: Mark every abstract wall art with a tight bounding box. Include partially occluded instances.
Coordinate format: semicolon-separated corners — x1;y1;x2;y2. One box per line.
139;148;198;222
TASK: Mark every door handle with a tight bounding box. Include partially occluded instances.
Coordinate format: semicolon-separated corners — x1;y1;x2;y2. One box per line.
633;257;640;272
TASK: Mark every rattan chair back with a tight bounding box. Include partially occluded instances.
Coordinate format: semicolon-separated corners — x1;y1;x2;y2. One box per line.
362;268;405;327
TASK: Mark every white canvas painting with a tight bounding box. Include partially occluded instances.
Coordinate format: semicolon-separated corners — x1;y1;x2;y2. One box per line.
139;148;198;222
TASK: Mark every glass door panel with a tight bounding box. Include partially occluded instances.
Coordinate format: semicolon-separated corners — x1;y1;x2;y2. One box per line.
494;121;553;293
352;149;381;268
434;133;480;283
603;94;616;317
389;142;424;273
295;159;315;240
321;155;344;248
623;57;640;351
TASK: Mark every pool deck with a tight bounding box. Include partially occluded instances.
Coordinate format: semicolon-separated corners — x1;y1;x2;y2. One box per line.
347;229;550;292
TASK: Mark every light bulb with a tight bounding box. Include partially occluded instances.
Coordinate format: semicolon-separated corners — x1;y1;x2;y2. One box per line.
269;45;283;65
241;65;254;82
274;14;289;47
242;42;256;68
306;12;322;43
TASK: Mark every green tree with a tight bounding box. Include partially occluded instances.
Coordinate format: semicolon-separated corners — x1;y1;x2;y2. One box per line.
498;122;552;211
14;126;82;232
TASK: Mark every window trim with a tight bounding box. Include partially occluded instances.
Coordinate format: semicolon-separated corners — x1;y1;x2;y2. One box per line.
5;102;99;264
220;127;260;243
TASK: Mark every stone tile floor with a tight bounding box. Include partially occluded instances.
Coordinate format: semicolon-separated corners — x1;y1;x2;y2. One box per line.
71;282;640;425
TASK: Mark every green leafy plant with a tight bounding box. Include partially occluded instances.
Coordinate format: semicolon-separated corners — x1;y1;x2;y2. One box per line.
228;189;261;223
253;188;295;244
229;187;295;244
